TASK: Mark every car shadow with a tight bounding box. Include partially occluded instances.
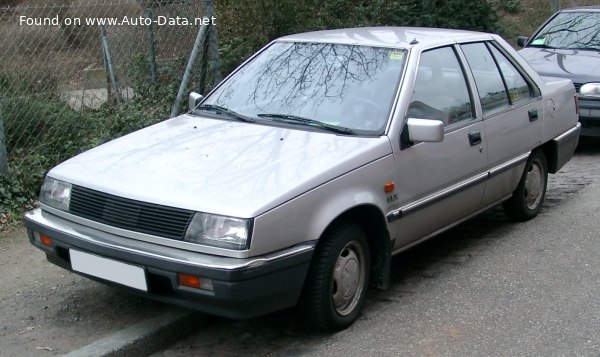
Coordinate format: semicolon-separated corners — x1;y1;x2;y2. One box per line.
576;136;600;154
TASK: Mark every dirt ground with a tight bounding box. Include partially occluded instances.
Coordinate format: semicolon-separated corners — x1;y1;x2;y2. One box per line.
0;226;173;356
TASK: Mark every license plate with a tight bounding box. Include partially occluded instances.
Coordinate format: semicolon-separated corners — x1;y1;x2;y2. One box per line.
69;249;148;292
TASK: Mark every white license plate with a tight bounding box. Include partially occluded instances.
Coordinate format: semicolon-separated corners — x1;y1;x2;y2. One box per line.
69;249;148;292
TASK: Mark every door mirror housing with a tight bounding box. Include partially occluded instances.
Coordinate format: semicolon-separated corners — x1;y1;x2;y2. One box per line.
516;36;529;47
189;92;204;111
407;118;444;143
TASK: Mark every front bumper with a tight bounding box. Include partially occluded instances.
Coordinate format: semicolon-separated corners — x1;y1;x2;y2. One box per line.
579;98;600;137
24;209;314;319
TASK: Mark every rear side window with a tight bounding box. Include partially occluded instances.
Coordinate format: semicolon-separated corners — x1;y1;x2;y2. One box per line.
488;45;533;104
461;42;509;116
461;42;536;116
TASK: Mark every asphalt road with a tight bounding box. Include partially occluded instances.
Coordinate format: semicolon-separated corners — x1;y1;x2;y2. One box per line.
1;140;599;356
154;140;600;356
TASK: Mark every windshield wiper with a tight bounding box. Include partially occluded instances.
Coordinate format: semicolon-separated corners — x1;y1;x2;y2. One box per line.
528;43;556;49
257;113;355;135
194;104;255;123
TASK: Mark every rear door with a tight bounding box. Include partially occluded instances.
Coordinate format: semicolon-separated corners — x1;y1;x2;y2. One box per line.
460;42;543;206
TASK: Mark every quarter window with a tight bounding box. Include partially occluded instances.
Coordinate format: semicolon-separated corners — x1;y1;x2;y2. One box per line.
407;46;474;126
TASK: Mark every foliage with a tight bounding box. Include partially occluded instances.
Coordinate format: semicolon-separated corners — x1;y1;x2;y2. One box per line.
501;0;521;13
0;174;35;222
2;96;82;151
215;0;500;75
0;68;62;96
417;0;499;31
495;0;553;45
127;52;183;106
0;56;172;220
0;98;168;217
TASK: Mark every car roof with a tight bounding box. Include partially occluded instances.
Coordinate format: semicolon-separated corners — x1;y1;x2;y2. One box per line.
561;6;600;12
276;27;491;48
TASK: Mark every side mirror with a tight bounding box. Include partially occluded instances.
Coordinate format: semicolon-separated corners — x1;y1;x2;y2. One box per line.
516;36;529;48
407;118;444;143
189;92;204;111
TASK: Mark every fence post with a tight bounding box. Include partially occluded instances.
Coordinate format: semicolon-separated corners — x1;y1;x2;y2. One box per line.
101;38;113;104
197;25;211;94
145;8;158;83
550;0;560;13
205;0;222;84
100;24;122;106
0;99;8;174
170;23;209;118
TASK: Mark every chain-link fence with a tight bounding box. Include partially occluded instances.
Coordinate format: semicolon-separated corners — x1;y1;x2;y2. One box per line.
0;0;220;182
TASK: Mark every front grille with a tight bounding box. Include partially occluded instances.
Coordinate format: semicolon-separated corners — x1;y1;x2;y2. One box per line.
574;83;582;93
69;185;194;240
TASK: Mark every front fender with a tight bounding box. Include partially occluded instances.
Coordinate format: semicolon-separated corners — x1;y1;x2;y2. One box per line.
251;154;396;256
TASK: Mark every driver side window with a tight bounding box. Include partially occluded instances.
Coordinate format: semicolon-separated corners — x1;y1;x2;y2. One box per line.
407;46;474;126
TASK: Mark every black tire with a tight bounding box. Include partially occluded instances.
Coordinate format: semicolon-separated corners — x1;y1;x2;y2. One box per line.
300;222;370;331
503;150;548;221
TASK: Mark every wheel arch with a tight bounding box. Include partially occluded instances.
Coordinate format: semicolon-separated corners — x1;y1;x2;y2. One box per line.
539;141;559;174
319;204;392;290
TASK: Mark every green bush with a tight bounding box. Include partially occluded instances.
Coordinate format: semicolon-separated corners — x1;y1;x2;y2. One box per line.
418;0;498;31
127;52;185;106
0;96;168;218
216;0;499;75
2;96;83;151
501;0;521;14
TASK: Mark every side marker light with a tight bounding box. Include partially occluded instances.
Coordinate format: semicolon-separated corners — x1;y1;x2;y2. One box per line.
384;182;395;193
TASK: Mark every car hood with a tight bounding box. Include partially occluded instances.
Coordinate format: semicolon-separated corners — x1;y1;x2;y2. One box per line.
49;114;392;218
518;47;600;84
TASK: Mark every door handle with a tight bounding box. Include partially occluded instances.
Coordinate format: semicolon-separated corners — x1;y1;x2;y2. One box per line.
528;109;538;122
468;131;482;146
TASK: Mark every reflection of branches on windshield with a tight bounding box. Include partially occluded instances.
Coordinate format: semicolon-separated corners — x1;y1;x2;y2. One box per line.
265;44;321;107
328;46;370;101
537;13;600;50
248;42;391;111
320;46;339;98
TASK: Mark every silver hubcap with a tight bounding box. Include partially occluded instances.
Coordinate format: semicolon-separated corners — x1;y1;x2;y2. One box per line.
332;241;366;316
524;161;543;210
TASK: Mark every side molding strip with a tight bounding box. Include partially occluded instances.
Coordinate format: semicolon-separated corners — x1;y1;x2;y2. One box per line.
386;152;530;223
488;152;530;178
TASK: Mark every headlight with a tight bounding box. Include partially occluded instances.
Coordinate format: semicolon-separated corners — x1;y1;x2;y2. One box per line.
184;212;252;250
580;83;600;98
40;177;72;211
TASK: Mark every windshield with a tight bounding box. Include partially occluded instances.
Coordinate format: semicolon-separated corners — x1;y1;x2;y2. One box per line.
200;41;407;135
530;11;600;50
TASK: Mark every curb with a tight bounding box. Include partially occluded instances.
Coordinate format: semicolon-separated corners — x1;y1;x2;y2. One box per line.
64;310;206;357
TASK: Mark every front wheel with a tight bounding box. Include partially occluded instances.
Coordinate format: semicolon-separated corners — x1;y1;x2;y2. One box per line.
300;222;370;331
503;150;548;221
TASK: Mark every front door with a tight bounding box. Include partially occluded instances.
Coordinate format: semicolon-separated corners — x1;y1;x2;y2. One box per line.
387;45;488;251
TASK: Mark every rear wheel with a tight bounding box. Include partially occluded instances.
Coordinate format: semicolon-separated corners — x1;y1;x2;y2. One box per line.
503;150;548;221
301;222;370;331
